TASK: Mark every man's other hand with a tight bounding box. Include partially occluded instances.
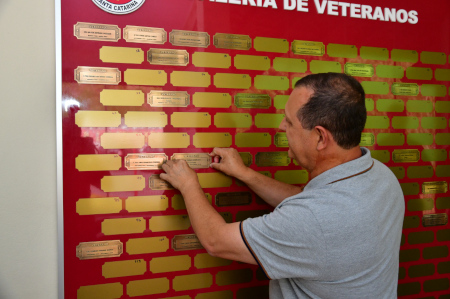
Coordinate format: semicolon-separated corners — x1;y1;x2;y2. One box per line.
209;147;248;179
160;160;200;192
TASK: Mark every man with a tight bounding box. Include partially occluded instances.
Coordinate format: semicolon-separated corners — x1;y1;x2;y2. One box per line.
161;73;405;298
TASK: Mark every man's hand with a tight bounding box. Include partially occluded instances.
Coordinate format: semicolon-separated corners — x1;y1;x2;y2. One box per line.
209;147;249;180
160;160;201;192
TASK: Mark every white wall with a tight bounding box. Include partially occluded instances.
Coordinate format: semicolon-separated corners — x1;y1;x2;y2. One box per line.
0;0;58;298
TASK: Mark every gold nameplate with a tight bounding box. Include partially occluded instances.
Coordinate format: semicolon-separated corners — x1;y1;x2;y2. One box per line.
239;152;252;166
147;49;189;66
169;30;210;48
147;90;189;107
213;33;251;50
149;175;173;190
235;93;271;109
125;153;168;170
256;152;290;167
171;153;211;169
422;214;448;227
74;22;120;42
392;149;420;163
292;40;325;56
123;26;166;44
75;66;121;85
360;133;375;146
215;192;252;207
423;181;448;194
392;83;419;96
274;133;288;147
344;63;374;77
172;234;204;251
76;240;123;260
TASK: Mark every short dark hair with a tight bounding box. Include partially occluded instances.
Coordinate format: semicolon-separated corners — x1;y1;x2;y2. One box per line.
294;73;366;149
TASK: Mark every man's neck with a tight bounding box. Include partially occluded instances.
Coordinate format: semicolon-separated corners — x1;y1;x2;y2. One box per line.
309;146;362;180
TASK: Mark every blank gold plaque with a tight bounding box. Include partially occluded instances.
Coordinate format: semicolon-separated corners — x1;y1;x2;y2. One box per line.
124;111;167;127
101;175;145;192
254;37;289;53
214;73;251;89
194;253;232;269
214;113;252;128
124;69;167;86
171;71;211;87
148;132;190;148
197;173;232;188
255;114;285;128
75;154;121;171
100;89;144;106
173;273;213;291
149;215;191;232
100;46;144;64
196;291;233;299
235;132;271;147
75;111;121;127
101;217;146;235
101;133;145;149
193;133;232;148
127;278;170;297
234;54;270;71
102;259;146;278
192;52;231;68
77;283;123;299
126;195;168;212
193;92;231;108
76;197;122;215
171;112;211;128
150;255;191;273
126;237;169;255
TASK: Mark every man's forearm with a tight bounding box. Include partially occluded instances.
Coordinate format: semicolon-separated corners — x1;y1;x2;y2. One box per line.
235;167;303;207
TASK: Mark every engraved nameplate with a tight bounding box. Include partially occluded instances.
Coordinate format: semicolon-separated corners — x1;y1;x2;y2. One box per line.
213;33;251;50
148;90;189;107
392;149;420;163
75;66;121;85
422;214;448;227
171;153;211;169
149;175;174;190
125;153;168;170
235;93;271;109
291;40;325;56
256;152;290;167
76;240;123;260
215;192;252;207
392;83;419;96
147;48;189;66
123;26;166;44
169;30;210;48
172;234;204;251
74;22;120;42
422;181;448;194
274;132;288;147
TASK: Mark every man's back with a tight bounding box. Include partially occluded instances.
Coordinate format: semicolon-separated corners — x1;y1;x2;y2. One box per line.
242;149;405;298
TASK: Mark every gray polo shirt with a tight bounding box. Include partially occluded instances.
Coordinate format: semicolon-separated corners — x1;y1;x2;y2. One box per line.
241;148;405;298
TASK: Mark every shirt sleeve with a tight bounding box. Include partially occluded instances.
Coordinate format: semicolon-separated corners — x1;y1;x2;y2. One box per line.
241;199;327;280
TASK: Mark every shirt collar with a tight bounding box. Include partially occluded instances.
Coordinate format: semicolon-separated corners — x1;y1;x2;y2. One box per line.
303;147;374;191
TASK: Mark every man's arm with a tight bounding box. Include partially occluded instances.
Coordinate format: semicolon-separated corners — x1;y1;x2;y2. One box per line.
160;160;257;264
210;148;302;207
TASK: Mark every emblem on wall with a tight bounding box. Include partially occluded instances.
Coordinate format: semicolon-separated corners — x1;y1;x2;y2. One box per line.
92;0;145;15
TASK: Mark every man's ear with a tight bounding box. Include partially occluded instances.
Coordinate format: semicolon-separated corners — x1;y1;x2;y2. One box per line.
314;126;330;150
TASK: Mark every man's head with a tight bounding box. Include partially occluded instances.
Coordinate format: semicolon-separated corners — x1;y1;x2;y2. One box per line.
279;73;366;176
294;73;366;149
